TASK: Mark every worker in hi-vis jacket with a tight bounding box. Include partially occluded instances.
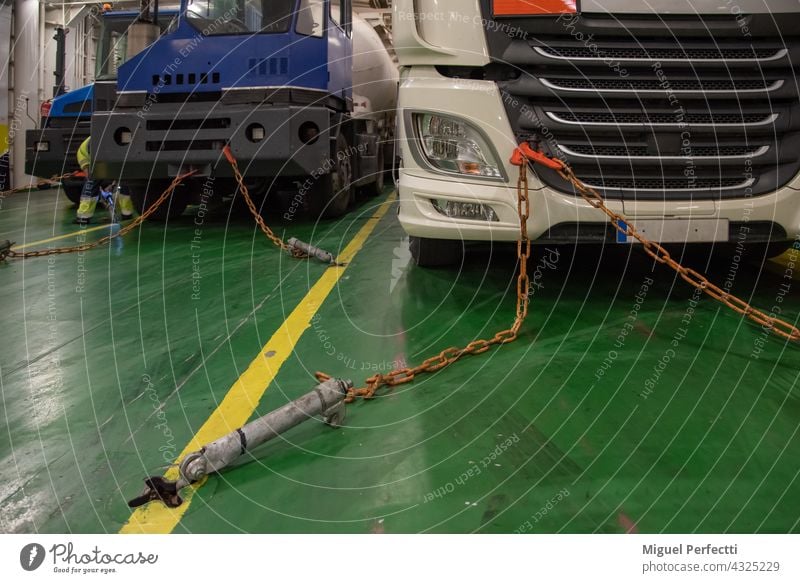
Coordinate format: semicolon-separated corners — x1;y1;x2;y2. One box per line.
75;137;135;224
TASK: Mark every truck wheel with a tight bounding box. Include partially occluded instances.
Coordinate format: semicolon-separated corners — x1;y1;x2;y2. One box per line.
61;181;84;205
308;133;354;218
409;236;464;268
360;146;385;198
128;179;188;221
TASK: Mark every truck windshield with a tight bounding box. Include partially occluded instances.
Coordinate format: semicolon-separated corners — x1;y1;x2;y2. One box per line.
186;0;295;35
95;18;131;80
94;14;178;80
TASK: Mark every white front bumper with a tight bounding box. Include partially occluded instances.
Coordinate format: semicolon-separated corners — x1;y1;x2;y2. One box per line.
397;67;800;243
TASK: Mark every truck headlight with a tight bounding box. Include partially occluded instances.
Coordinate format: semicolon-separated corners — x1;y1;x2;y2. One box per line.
35;141;50;152
413;113;503;179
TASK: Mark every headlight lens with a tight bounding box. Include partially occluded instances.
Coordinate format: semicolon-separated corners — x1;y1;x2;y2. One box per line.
414;113;503;178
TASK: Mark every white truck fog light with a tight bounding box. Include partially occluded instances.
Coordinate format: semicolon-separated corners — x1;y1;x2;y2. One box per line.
35;141;50;152
431;199;499;222
414;113;503;179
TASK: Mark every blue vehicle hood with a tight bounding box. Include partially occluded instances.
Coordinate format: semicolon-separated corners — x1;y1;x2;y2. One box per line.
50;84;93;118
117;19;329;95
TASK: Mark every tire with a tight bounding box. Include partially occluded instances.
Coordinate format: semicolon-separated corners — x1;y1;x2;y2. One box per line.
128;179;188;221
307;132;354;219
360;145;385;198
61;180;84;204
409;236;464;268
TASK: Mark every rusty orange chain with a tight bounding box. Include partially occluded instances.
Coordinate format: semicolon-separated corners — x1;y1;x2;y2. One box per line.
513;142;799;343
321;143;799;403
0;171;81;200
223;145;307;259
5;142;321;261
317;151;534;403
2;171;195;260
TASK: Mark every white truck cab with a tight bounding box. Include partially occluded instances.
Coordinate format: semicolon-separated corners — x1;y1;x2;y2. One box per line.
393;0;800;266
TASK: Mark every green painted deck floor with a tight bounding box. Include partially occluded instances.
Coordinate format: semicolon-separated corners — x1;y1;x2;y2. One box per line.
1;187;799;534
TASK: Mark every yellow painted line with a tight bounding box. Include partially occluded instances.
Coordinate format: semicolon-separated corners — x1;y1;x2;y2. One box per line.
12;224;112;250
770;247;800;281
120;194;396;534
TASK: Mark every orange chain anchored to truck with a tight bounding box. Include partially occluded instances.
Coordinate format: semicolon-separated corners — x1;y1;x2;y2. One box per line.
323;143;799;404
319;145;535;402
535;147;800;344
0;172;195;260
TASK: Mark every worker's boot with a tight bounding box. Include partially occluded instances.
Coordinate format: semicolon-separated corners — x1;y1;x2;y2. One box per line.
119;194;135;220
74;179;99;225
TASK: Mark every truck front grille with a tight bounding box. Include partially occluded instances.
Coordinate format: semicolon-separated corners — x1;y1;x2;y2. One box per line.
478;5;800;202
63;132;90;156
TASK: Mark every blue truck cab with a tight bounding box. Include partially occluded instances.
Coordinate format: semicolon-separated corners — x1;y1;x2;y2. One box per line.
91;0;384;219
25;9;178;202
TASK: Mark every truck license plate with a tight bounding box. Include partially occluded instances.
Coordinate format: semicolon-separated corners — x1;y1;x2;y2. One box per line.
616;218;729;244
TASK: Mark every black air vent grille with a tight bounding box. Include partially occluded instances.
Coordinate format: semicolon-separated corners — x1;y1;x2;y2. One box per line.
151;72;220;87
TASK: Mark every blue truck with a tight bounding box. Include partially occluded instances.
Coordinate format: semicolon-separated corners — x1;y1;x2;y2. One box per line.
25;9;178;203
90;0;396;219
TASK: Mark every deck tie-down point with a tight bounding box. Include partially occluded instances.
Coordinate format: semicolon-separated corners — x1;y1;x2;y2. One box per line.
128;377;352;509
127;476;183;509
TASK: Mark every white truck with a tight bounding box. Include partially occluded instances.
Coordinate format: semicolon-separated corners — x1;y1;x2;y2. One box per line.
393;0;800;266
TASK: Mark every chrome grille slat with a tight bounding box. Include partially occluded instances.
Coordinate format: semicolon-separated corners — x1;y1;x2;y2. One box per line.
545;111;780;128
540;78;785;94
584;177;756;192
534;46;788;63
558;144;770;160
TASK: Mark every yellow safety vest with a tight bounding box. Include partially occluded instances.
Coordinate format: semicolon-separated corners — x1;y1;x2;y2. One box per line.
76;137;91;171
